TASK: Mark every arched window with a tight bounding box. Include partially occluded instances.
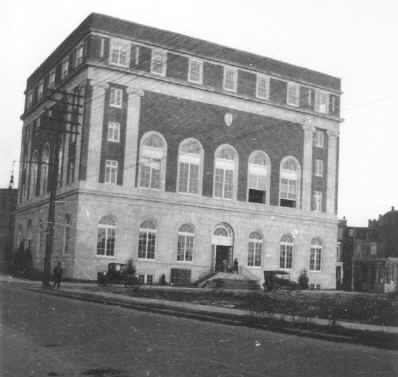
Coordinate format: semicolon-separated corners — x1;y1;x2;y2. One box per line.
30;150;39;198
138;220;156;259
97;216;116;256
280;234;294;269
248;151;270;204
214;145;238;199
63;215;71;254
310;238;322;271
248;231;263;267
177;224;194;262
178;139;203;194
40;144;50;196
279;157;300;208
139;132;167;190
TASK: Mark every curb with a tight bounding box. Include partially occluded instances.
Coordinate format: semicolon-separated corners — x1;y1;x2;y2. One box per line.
24;286;398;350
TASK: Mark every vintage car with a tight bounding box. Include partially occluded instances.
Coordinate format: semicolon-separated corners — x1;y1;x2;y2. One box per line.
97;263;140;287
263;270;300;291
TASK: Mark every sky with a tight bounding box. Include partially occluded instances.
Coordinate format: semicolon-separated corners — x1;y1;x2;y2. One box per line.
1;0;397;226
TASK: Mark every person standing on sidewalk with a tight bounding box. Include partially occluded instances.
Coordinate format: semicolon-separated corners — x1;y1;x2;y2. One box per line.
53;262;63;289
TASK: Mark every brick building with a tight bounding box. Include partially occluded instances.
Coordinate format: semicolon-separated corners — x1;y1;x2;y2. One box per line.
15;13;342;287
339;208;398;292
0;186;17;270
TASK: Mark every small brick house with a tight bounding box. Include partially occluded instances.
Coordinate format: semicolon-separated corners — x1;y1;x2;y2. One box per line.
15;13;342;287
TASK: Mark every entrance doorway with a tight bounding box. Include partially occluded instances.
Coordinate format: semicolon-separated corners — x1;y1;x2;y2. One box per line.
215;245;231;272
212;223;234;272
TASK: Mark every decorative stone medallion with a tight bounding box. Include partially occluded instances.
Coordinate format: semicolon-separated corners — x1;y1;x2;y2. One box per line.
224;113;233;127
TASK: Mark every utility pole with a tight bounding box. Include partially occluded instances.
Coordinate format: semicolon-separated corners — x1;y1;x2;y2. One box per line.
41;88;83;287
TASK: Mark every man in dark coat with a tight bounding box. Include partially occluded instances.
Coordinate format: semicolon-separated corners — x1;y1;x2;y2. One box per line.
53;262;63;289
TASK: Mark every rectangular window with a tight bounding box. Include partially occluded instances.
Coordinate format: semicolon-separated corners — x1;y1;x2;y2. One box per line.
96;226;115;256
177;234;194;262
109;88;123;108
256;74;269;99
248;241;262;267
140;157;161;189
61;59;69;79
336;242;341;261
188;58;203;84
314;130;325;148
49;70;56;88
223;67;237;92
310;247;322;271
38;82;44;100
178;162;199;194
99;38;105;58
280;244;293;269
110;39;130;67
27;92;33;109
280;178;297;208
150;49;167;76
315;159;323;177
287;83;299;106
107;122;120;143
105;160;118;184
313;191;323;211
138;231;156;259
75;44;84;66
329;95;339;115
317;91;329;113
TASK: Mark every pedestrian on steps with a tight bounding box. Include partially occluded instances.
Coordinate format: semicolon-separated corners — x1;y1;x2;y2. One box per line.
53;262;63;289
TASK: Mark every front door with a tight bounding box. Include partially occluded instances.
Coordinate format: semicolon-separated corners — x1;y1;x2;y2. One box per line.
215;245;230;272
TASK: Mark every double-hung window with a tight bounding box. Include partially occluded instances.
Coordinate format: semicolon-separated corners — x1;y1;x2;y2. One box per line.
110;88;123;108
248;151;269;204
310;239;322;271
97;216;116;256
105;160;118;184
223;67;237;92
214;146;237;199
188;58;203;84
38;82;44;100
287;83;299;106
315;159;323;177
256;74;269;99
177;224;194;262
75;44;84;67
317;91;329;113
178;139;202;194
248;232;263;267
313;191;323;211
314;130;325;148
280;234;293;269
139;133;166;190
279;157;300;208
110;39;130;67
138;221;156;259
61;58;69;79
151;49;167;76
48;70;56;88
107;122;120;143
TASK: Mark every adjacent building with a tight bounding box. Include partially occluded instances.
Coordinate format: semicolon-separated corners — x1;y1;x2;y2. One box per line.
339;208;398;292
15;13;342;287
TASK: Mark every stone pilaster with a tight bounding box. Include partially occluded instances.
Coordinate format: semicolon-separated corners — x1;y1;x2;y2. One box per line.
85;80;108;184
326;128;339;214
301;121;315;211
124;88;144;188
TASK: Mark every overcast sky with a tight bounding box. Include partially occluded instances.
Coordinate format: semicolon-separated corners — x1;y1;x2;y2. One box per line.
1;0;397;226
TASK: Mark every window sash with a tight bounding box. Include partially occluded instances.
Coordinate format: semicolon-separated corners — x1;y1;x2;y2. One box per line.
310;247;322;271
315;130;324;148
107;122;120;142
110;88;123;107
97;226;115;256
280;178;297;200
139;157;161;189
287;83;299;106
280;243;293;269
188;59;203;83
178;161;199;194
318;92;329;113
138;230;156;259
314;191;322;211
315;159;323;177
223;68;237;91
177;234;194;261
151;49;167;75
256;75;269;99
248;240;262;267
105;161;118;184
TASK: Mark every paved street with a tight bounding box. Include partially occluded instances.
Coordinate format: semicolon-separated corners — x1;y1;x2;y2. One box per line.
1;284;397;377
